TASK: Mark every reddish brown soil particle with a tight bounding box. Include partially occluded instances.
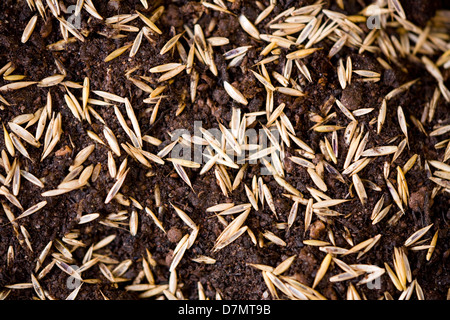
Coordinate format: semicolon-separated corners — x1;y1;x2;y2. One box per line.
54;145;72;157
167;227;183;243
340;83;364;110
409;187;427;212
309;220;326;240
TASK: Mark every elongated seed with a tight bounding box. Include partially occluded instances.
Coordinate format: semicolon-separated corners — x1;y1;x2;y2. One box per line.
224;81;248;105
22;15;38;43
312;254;332;288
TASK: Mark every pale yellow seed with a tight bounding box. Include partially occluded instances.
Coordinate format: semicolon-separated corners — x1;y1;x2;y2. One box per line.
312;254;332;288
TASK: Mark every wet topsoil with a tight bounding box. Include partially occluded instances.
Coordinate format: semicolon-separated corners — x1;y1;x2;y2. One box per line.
0;0;449;300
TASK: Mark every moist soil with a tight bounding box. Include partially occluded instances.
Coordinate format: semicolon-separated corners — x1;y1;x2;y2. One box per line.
0;0;449;300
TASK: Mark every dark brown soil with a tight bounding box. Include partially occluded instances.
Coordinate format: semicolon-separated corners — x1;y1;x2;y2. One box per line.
0;0;449;300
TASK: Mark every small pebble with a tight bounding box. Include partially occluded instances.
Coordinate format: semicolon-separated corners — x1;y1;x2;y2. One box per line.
167;227;183;243
309;220;326;239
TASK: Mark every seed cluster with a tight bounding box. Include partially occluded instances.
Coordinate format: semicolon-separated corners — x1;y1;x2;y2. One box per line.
0;0;449;300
